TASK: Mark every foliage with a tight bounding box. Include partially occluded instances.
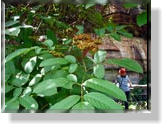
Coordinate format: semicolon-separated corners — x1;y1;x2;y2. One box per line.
4;1;146;113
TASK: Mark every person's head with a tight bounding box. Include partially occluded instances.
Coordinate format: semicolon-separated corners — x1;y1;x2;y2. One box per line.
119;68;126;76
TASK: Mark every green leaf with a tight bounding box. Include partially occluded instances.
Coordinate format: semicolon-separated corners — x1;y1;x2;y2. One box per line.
67;74;77;82
5;61;16;82
95;28;105;37
42;39;54;48
110;32;121;41
29;74;43;86
33;78;72;96
5;26;20;36
65;55;76;63
117;30;133;38
85;3;95;9
5;20;19;27
106;25;114;32
70;101;95;113
33;79;58;97
83;78;127;101
84;92;123;110
5;47;36;63
40;58;68;67
22;87;32;96
137;11;147;27
41;65;61;74
21;56;37;73
46;29;57;43
123;3;138;9
39;53;54;60
106;58;143;73
5;84;14;93
93;64;105;79
13;87;23;97
10;72;30;87
63;39;72;45
6;61;16;74
94;50;107;64
116;25;127;31
19;95;38;110
43;70;68;80
5;97;19;111
47;95;80;112
69;64;78;73
76;25;84;35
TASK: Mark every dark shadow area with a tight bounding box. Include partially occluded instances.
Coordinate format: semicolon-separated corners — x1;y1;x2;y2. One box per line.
8;9;160;123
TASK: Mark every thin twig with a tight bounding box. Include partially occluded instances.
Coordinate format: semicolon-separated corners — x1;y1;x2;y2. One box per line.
35;5;51;33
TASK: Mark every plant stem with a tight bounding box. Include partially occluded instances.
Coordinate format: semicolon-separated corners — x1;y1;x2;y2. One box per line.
81;84;84;102
80;59;87;101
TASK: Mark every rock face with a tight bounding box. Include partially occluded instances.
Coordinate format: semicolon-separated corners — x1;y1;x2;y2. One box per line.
99;36;147;84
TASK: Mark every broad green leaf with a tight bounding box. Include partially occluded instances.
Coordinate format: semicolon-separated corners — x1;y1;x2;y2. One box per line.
94;50;107;64
83;78;127;101
21;56;37;73
116;25;127;31
41;65;61;74
5;20;19;27
137;11;147;27
29;74;43;86
76;25;84;35
67;74;77;82
63;39;72;45
47;95;80;112
42;39;54;48
95;28;105;37
35;47;43;54
39;53;54;60
5;84;14;93
106;58;143;73
5;26;20;36
40;58;68;67
93;64;105;79
46;29;57;43
5;61;16;81
70;102;95;113
22;87;32;96
106;25;114;32
63;81;75;90
65;55;76;63
123;3;138;9
43;70;68;80
69;64;78;73
19;95;38;110
117;30;133;38
5;61;16;72
33;78;72;96
10;72;30;87
13;87;22;97
5;97;19;111
5;47;36;63
110;32;121;41
85;3;95;9
33;79;58;97
5;71;11;82
84;92;123;110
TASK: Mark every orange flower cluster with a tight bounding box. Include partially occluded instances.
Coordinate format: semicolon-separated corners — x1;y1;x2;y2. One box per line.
49;51;64;57
73;33;102;53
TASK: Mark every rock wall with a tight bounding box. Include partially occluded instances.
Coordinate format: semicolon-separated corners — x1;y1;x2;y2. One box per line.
99;36;147;84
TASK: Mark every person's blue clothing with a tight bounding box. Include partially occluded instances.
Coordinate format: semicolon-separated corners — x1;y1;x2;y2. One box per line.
116;75;130;92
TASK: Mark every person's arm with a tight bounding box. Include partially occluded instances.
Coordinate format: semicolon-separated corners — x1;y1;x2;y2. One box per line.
115;76;120;87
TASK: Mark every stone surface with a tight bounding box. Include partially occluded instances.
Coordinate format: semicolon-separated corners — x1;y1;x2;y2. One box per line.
99;36;148;84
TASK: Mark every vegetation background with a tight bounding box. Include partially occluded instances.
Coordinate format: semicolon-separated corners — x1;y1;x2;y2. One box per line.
3;0;150;113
